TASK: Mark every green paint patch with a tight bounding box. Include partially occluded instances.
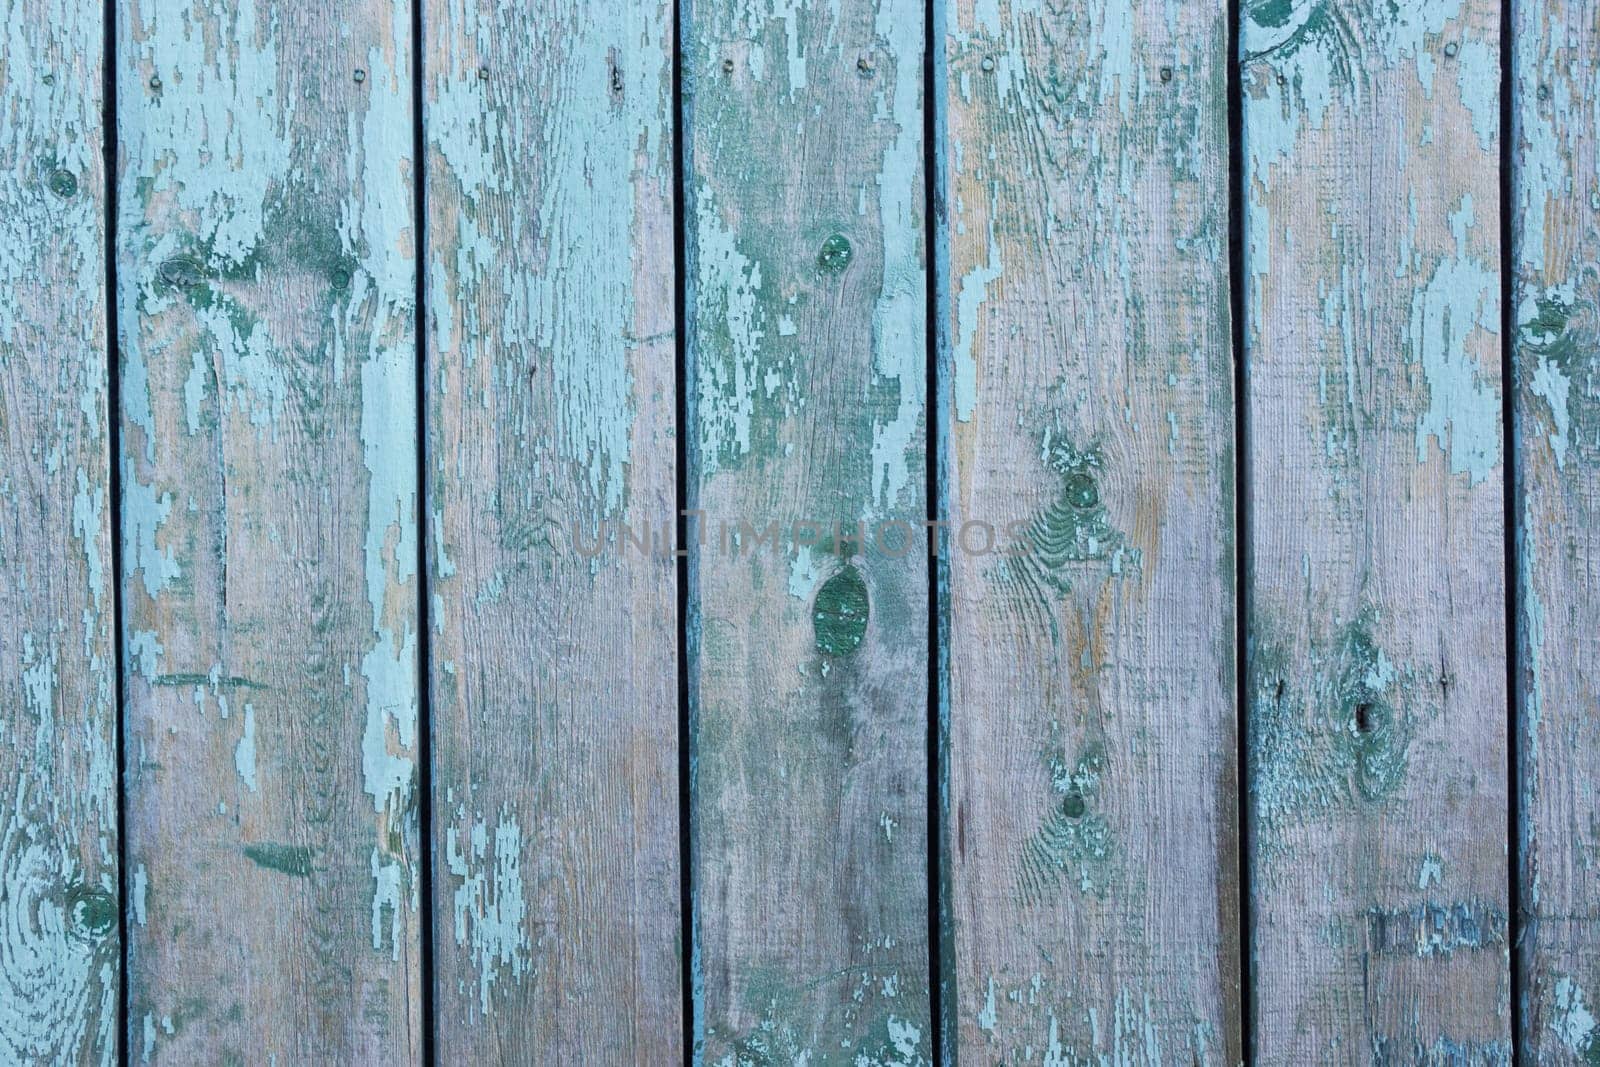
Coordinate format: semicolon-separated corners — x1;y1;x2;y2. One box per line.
1521;286;1600;469
243;843;314;878
1018;742;1114;904
813;565;869;657
817;233;853;274
48;169;78;198
1250;611;1428;858
1250;0;1297;29
65;883;118;939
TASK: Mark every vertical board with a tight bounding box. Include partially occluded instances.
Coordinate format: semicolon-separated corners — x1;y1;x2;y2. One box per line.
0;2;118;1063
1241;0;1509;1059
423;2;682;1060
1513;0;1600;1058
116;0;422;1060
941;0;1240;1060
686;0;932;1060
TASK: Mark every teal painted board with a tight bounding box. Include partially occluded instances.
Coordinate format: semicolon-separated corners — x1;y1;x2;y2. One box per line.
423;0;683;1060
1512;0;1600;1058
685;0;933;1060
940;0;1241;1060
0;2;119;1063
1241;0;1510;1059
116;0;423;1060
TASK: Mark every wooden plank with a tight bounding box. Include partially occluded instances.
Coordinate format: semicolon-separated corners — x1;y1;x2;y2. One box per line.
685;0;932;1059
422;2;681;1060
115;1;422;1060
940;0;1240;1059
1512;0;1600;1058
1241;0;1509;1059
0;3;119;1063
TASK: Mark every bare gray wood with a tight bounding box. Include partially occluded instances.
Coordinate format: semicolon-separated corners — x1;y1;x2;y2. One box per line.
1241;0;1510;1059
1513;0;1600;1060
0;3;118;1063
116;1;422;1060
422;1;682;1060
686;0;933;1059
940;0;1240;1059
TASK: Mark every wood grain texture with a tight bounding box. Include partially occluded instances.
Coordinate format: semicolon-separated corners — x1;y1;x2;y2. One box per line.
1513;0;1600;1060
0;3;118;1063
116;0;422;1060
940;0;1239;1060
422;1;682;1060
685;0;932;1060
1241;0;1509;1060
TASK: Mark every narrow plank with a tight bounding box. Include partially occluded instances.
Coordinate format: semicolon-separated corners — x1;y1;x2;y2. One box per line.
1512;0;1600;1058
1241;0;1509;1059
423;2;682;1060
116;0;422;1060
0;2;118;1062
940;0;1240;1059
686;0;932;1059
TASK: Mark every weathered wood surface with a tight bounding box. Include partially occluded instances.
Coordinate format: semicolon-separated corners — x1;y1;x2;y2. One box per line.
685;0;932;1060
116;0;422;1060
0;3;119;1063
1241;0;1509;1059
940;0;1239;1060
1513;0;1600;1059
422;1;682;1060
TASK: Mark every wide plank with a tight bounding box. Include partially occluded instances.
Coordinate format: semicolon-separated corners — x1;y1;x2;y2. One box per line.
685;0;933;1059
940;0;1241;1059
422;1;682;1060
116;0;423;1059
1512;0;1600;1059
0;3;118;1063
1241;0;1510;1058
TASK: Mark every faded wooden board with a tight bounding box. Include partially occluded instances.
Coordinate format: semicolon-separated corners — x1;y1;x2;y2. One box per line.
685;0;932;1060
0;3;119;1063
1512;0;1600;1058
1241;0;1509;1059
116;0;422;1060
422;2;681;1060
940;0;1239;1060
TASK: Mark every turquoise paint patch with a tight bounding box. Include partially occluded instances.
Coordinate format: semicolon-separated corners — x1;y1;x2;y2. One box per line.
1412;196;1500;484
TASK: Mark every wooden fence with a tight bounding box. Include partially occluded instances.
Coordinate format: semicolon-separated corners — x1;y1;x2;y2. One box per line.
0;0;1594;1062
